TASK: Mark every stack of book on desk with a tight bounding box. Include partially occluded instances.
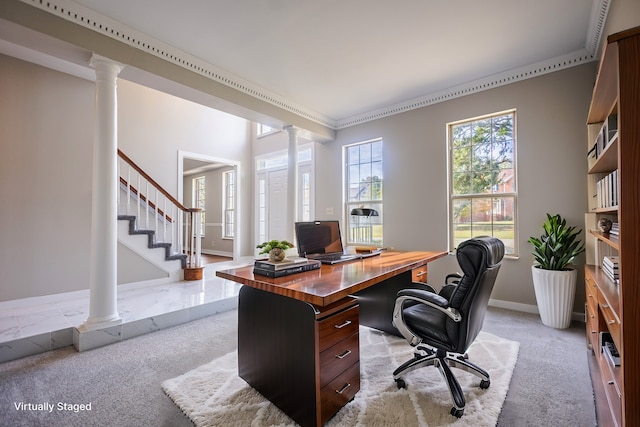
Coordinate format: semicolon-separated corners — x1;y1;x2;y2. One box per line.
253;257;321;278
602;256;619;284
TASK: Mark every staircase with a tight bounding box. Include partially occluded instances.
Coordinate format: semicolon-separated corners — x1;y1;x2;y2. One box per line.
118;149;203;281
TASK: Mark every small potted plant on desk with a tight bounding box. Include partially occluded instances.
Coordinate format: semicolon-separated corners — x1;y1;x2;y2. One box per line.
257;240;295;263
528;213;585;329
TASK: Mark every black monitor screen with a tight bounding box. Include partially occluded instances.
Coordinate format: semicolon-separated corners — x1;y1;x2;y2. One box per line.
294;221;344;256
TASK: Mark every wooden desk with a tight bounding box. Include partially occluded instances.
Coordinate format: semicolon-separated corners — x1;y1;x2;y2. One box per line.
217;250;446;427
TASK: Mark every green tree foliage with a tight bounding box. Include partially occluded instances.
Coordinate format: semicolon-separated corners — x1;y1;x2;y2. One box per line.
451;114;514;221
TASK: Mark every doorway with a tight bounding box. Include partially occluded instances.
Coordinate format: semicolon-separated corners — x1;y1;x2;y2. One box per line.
178;150;240;261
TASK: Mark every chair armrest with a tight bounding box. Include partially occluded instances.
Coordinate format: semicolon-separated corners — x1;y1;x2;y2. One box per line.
397;288;449;309
411;282;437;293
445;273;462;285
393;288;462;346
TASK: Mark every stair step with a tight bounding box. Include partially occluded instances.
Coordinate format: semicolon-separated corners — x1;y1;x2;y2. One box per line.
118;215;187;268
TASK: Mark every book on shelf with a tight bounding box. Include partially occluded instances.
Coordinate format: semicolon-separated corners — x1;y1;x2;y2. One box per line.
602;256;620;283
609;222;619;236
596;169;619;209
253;259;321;278
254;256;309;271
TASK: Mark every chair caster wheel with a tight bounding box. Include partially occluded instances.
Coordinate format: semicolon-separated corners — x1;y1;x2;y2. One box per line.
480;379;490;389
395;378;406;389
450;407;464;418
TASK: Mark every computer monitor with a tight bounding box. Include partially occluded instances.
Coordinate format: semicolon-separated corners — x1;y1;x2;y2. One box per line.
294;221;345;257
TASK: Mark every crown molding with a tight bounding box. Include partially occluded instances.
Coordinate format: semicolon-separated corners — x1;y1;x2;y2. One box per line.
18;0;610;131
17;0;336;130
336;49;598;129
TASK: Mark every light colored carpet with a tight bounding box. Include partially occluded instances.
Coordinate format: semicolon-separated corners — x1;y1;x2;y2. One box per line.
163;327;519;426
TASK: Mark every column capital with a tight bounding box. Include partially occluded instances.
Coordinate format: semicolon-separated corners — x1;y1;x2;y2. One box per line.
89;54;125;76
283;125;300;136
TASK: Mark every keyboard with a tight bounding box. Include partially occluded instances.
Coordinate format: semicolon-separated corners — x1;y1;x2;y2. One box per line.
309;253;359;264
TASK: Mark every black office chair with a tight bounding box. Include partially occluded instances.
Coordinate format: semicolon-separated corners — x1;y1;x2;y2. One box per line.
391;236;505;418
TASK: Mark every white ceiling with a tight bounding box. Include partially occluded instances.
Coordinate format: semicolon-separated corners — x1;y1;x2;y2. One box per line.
1;0;608;130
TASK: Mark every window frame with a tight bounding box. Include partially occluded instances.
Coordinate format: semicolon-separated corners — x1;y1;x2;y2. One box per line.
257;123;278;138
447;110;518;257
192;175;206;237
222;169;235;239
343;138;383;247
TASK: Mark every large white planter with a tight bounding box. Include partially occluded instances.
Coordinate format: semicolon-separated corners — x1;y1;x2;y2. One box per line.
531;266;577;329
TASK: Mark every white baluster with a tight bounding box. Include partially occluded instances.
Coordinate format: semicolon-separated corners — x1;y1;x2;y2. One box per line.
126;166;131;215
145;181;149;231
154;187;159;239
163;198;167;246
136;175;141;229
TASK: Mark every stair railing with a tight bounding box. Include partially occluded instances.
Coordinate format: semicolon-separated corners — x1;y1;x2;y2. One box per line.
117;149;202;270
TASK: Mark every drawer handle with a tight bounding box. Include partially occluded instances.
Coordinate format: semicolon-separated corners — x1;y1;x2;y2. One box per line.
336;383;351;394
415;271;427;277
609;320;616;325
591;330;597;334
608;381;615;386
335;320;352;329
602;304;609;309
336;349;352;359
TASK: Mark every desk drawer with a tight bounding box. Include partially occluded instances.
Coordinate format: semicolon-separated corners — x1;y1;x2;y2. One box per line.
319;332;359;387
320;361;360;424
586;304;598;351
318;305;359;352
412;265;428;283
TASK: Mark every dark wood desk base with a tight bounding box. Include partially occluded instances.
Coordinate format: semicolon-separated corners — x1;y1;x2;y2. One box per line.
237;270;429;426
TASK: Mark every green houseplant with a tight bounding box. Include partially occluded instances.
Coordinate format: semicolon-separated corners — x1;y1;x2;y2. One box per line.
257;240;294;262
528;213;585;270
528;213;585;329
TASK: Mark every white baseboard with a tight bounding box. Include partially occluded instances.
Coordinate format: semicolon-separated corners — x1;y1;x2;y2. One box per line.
202;249;233;257
488;298;585;322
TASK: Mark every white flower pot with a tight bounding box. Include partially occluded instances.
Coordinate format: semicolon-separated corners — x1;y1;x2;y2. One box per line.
531;266;577;329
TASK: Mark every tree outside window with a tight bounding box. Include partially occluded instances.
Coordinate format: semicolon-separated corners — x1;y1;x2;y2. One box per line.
449;111;517;255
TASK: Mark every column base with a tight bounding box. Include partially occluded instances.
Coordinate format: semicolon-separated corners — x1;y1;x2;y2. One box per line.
77;315;122;333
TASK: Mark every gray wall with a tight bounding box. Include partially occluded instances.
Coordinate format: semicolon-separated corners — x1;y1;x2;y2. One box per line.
0;55;252;301
317;62;596;313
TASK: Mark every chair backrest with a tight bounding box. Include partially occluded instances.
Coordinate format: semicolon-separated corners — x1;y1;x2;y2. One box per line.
447;236;505;351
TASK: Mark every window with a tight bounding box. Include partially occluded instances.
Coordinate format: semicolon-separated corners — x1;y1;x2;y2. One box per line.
257;123;277;137
345;139;383;246
192;176;206;236
223;170;235;238
448;110;517;255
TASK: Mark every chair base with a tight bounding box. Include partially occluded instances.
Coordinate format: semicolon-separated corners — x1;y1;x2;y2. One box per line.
392;344;490;418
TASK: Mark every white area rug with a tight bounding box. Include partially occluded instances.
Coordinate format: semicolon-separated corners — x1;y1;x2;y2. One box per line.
163;327;519;426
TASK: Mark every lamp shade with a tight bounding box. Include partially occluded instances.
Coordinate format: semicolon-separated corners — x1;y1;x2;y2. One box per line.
350;208;379;217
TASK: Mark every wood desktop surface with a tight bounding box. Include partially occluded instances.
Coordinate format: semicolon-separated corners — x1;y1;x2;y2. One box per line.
216;250;447;307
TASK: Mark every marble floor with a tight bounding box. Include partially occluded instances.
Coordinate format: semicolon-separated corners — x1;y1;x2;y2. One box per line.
0;258;251;363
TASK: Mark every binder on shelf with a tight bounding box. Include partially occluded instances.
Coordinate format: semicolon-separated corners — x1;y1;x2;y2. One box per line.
600;331;620;367
253;259;321;278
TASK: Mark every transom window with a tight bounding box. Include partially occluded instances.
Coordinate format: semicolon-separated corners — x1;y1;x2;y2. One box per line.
344;139;383;246
257;123;277;137
448;110;517;256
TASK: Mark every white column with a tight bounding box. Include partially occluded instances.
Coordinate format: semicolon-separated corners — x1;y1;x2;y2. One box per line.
79;55;124;332
285;126;299;243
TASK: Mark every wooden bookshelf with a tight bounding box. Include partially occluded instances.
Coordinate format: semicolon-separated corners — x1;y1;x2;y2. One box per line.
584;25;640;427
